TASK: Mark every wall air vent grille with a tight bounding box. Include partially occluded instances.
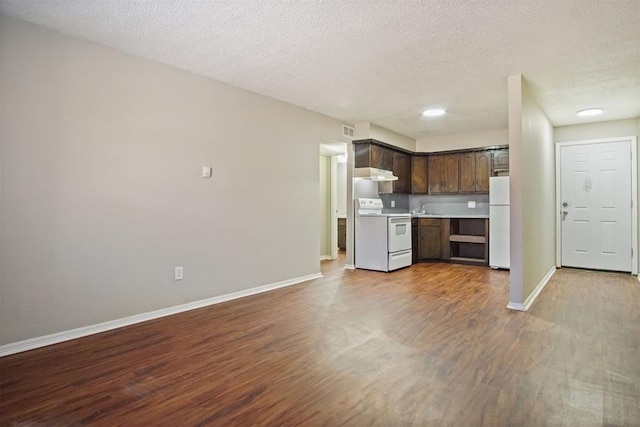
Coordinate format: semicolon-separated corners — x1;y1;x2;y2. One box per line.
342;125;354;139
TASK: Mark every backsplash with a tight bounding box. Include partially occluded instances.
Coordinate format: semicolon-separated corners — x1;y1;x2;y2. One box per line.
355;179;411;212
354;179;488;216
380;193;410;212
410;194;489;216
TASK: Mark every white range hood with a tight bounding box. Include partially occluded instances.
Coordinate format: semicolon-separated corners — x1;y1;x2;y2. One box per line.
354;167;398;181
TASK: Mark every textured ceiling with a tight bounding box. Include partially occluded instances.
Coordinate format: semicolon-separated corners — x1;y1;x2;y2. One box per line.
2;0;639;139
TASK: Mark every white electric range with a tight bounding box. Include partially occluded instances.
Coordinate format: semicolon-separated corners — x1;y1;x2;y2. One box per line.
354;198;412;272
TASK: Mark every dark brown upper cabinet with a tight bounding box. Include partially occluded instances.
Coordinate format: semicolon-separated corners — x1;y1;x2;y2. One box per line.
492;148;509;175
411;156;428;194
443;155;459;193
429;154;459;194
353;140;507;195
459;150;491;193
475;151;491;192
354;143;393;171
392;151;411;194
428;155;444;193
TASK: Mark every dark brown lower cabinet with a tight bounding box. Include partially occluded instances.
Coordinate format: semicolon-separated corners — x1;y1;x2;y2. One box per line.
337;218;346;250
419;218;442;260
412;219;419;263
412;217;488;265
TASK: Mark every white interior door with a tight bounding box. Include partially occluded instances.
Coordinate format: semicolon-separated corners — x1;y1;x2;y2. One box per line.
560;141;632;272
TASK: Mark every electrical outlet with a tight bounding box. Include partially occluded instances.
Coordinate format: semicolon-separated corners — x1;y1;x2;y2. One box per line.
391;200;395;208
174;266;183;281
468;201;476;209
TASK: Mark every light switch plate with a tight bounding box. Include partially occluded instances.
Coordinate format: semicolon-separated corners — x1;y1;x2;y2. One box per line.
391;200;395;207
468;201;476;208
202;166;212;178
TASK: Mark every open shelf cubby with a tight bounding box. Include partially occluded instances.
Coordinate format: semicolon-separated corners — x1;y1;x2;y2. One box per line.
447;218;488;265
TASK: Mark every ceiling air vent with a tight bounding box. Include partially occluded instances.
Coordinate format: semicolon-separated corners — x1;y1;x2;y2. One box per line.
342;125;354;139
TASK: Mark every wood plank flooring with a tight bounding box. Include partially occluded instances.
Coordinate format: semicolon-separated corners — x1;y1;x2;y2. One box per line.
1;257;639;426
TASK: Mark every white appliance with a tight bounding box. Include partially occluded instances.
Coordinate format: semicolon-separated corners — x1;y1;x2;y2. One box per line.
489;176;510;269
355;198;412;272
354;167;398;181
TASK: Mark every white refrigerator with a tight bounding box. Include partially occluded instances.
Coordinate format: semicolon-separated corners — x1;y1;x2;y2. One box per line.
489;177;510;269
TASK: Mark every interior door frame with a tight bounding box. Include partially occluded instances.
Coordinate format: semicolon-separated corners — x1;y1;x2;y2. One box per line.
329;155;338;260
555;136;638;274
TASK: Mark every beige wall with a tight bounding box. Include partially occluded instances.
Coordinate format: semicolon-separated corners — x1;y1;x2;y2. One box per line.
355;124;507;153
555;117;639;142
354;122;416;152
416;129;508;152
508;75;556;306
0;17;348;344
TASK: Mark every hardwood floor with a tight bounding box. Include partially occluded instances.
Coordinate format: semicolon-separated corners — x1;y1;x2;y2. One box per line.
1;258;639;426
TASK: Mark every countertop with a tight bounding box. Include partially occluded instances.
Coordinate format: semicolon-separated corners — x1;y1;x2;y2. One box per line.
411;213;489;219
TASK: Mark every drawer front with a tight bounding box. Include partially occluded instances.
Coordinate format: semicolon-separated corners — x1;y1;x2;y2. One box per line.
419;218;441;226
388;250;412;271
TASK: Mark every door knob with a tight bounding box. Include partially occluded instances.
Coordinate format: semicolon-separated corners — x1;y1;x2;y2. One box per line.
562;211;568;218
562;202;569;207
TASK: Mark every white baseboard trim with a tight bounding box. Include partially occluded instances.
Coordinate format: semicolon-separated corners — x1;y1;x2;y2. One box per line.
320;255;332;261
506;301;527;311
344;264;355;270
0;272;322;357
507;266;556;312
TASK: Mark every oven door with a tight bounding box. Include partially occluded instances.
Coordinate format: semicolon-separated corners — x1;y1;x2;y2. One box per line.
388;217;412;252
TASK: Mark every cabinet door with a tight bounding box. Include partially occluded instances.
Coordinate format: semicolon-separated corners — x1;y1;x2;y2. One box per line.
458;152;476;193
443;154;459;193
392;152;411;194
459;151;491;193
428;155;444;193
474;151;491;193
492;148;509;173
354;143;371;168
419;219;442;260
337;218;346;250
411;156;428;194
441;218;451;260
354;143;394;170
371;145;394;171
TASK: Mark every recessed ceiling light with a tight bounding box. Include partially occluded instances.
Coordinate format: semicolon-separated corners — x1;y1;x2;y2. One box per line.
422;108;446;117
577;108;603;117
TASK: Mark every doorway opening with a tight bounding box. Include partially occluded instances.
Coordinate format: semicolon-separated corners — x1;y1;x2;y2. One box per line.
319;141;348;263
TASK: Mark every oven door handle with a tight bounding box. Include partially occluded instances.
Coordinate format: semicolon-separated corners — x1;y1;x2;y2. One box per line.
389;218;411;224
